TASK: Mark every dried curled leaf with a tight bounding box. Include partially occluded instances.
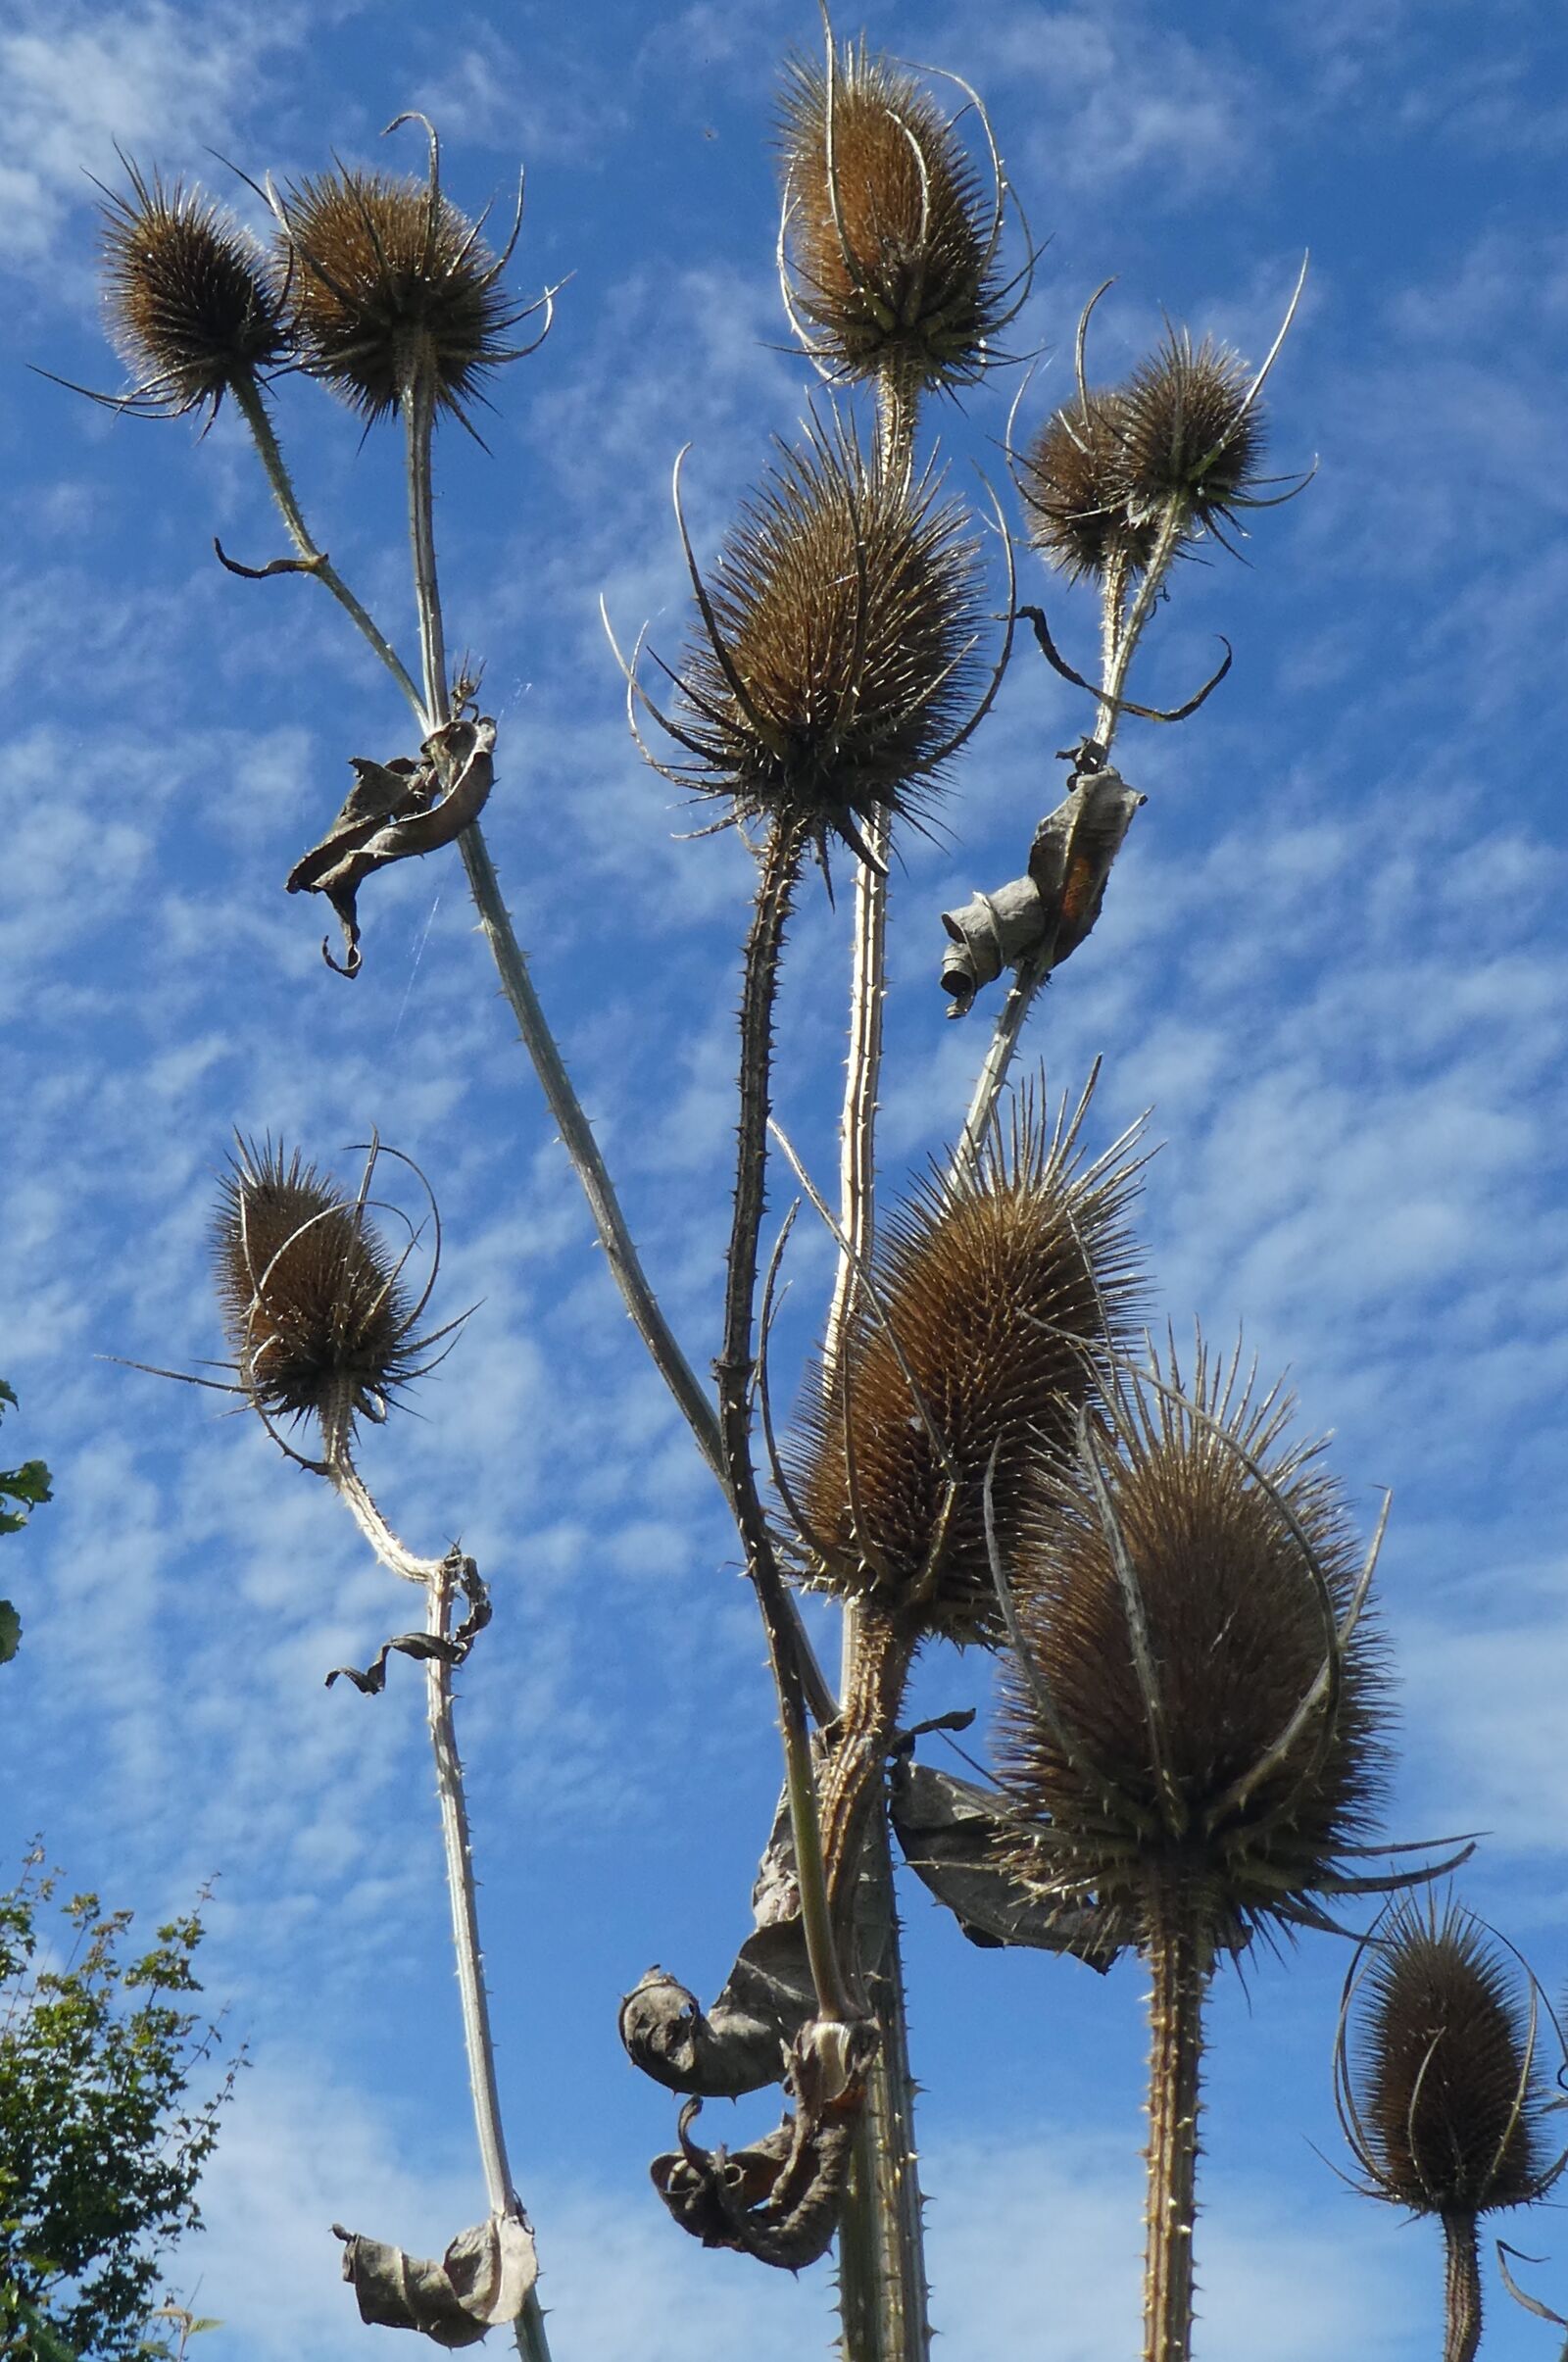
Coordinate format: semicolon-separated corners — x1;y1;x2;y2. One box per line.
326;1556;491;1696
287;714;496;975
333;2210;537;2347
889;1756;1117;1967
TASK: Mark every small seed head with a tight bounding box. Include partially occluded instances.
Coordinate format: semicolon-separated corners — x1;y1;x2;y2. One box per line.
215;1141;422;1444
278;165;514;423
1018;390;1158;585
1116;328;1266;536
778;42;1006;391
665;415;983;844
994;1348;1388;1953
99;162;289;417
1347;1899;1561;2218
790;1099;1145;1645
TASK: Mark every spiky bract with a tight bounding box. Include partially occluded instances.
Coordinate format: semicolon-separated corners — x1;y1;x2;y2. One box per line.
277;167;514;423
994;1347;1389;1953
99;163;289;417
1344;1899;1561;2218
778;42;1006;390
1018;390;1158;585
215;1141;423;1442
663;417;983;844
790;1098;1145;1644
1116;329;1266;537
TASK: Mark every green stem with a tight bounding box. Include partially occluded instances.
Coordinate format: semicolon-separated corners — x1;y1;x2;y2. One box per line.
1143;1895;1210;2362
231;371;423;717
718;816;852;2028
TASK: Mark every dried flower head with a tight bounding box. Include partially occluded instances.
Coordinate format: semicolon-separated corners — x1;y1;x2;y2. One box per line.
787;1090;1145;1645
98;160;289;418
994;1343;1390;1953
1115;328;1267;541
215;1139;449;1450
777;37;1015;391
276;124;531;425
1018;389;1157;584
630;414;987;851
1338;1898;1565;2220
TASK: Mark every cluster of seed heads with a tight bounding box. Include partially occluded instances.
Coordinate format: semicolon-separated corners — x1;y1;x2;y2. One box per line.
97;130;526;427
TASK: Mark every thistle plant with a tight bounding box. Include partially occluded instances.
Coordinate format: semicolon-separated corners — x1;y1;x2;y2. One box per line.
55;11;1489;2359
1335;1899;1568;2362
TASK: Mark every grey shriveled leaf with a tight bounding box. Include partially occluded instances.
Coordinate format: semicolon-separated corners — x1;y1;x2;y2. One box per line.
334;2213;538;2347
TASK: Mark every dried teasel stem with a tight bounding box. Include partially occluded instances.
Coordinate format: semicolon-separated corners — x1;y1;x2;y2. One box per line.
1442;2215;1483;2362
318;1451;553;2362
719;814;855;2031
1143;1894;1211;2362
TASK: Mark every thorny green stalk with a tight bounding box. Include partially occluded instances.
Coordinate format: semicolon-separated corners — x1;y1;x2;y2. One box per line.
720;813;856;2033
1442;2215;1483;2362
1142;1892;1212;2362
960;497;1187;1152
324;1436;553;2362
826;360;932;2362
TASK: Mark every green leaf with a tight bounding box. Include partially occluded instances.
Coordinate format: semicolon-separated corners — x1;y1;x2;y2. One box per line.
0;1603;18;1665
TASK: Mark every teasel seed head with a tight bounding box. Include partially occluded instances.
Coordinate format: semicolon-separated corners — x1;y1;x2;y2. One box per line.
1115;326;1268;541
777;34;1017;393
993;1341;1391;1955
787;1086;1146;1645
215;1138;450;1452
1018;389;1158;585
275;122;533;426
97;159;290;418
1338;1897;1566;2220
625;413;988;854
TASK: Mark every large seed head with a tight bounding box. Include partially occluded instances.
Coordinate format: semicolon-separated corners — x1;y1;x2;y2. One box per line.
790;1100;1145;1645
215;1141;419;1442
778;42;1005;391
995;1350;1389;1952
278;166;514;423
670;416;983;843
99;163;289;416
1348;1899;1560;2217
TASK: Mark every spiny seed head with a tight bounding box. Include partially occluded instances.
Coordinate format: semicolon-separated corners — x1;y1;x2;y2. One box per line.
1018;390;1158;585
277;165;515;424
664;415;984;844
99;161;289;417
789;1096;1146;1645
1345;1898;1562;2218
1116;328;1266;537
215;1140;424;1442
994;1346;1389;1954
778;41;1006;391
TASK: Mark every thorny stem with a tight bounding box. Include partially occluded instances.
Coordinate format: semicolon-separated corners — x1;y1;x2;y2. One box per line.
819;1602;916;1930
827;362;931;2362
719;815;854;2030
230;371;423;716
404;367;451;729
1143;1893;1211;2362
960;498;1187;1150
322;1442;552;2362
1442;2213;1483;2362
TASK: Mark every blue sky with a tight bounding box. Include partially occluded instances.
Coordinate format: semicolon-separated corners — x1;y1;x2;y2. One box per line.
2;0;1566;2354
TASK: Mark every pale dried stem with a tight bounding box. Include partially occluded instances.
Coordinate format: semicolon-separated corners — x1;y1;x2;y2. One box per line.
1143;1895;1210;2362
1443;2214;1483;2362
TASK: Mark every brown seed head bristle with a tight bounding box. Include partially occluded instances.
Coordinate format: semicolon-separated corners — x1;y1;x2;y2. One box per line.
993;1346;1389;1952
669;415;983;842
778;41;1005;391
789;1094;1146;1645
278;167;514;423
1018;390;1158;585
1116;328;1266;537
1350;1899;1559;2218
99;162;289;417
215;1140;418;1441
